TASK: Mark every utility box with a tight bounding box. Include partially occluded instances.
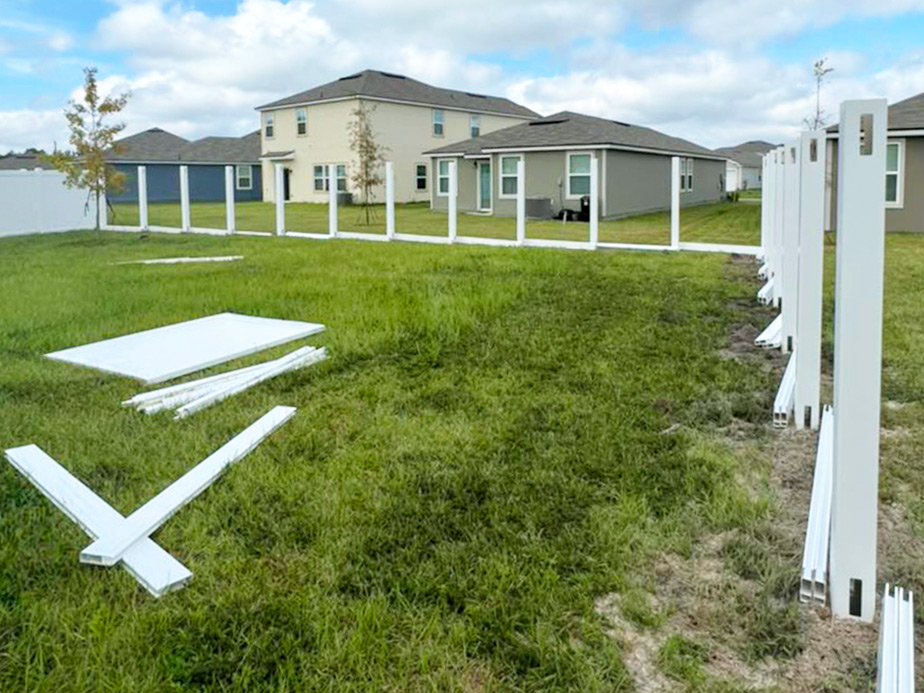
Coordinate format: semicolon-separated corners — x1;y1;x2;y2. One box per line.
525;196;552;219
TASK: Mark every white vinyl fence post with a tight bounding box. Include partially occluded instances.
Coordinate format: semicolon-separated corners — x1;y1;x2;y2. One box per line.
179;165;191;232
829;98;888;623
773;147;786;307
589;156;599;249
448;160;458;242
138;165;149;231
516;158;525;246
274;163;285;236
328;168;338;238
781;140;801;354
670;156;680;249
385;161;395;240
224;165;236;233
794;131;825;430
759;155;770;259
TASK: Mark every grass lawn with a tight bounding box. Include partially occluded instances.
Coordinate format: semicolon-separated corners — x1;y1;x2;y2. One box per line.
1;219;921;691
109;199;761;247
738;189;761;200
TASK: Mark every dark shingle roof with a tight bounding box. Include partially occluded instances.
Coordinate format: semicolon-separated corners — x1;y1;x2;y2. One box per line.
828;91;924;133
257;69;538;119
425;111;719;159
109;128;260;164
108;127;189;162
713;141;776;168
179;131;260;163
0;154;55;170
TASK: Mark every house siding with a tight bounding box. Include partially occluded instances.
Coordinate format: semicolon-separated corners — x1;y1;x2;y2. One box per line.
110;163;262;204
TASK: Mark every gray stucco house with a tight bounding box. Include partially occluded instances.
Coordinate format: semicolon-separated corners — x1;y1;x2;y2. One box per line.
424;111;726;220
107;128;262;204
714;140;775;191
827;90;924;233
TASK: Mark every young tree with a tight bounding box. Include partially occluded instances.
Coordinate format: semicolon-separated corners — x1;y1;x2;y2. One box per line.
804;58;834;130
347;102;388;225
46;67;131;236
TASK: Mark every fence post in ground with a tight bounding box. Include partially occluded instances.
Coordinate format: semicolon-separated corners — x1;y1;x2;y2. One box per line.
516;159;525;246
137;166;149;231
760;155;770;259
385;161;395;240
448;160;458;242
829;98;888;623
589;156;599;249
328;168;338;237
794;131;825;430
224;165;236;233
670;156;680;249
773;147;786;307
179;165;191;232
781;140;801;354
274;163;285;236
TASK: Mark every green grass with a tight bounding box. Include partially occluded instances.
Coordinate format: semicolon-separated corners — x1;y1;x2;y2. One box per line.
737;189;761;200
109;199;761;246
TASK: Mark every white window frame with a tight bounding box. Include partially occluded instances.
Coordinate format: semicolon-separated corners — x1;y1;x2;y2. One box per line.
235;164;253;191
680;157;694;193
436;159;451;197
885;139;904;209
565;151;593;200
313;163;347;193
498;154;522;199
415;163;428;192
295;108;307;136
470;114;481;138
264;112;274;139
432;109;445;137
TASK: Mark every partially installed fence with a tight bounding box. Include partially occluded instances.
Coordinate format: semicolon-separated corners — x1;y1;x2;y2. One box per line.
757;98;914;685
0;170;94;238
102;157;760;256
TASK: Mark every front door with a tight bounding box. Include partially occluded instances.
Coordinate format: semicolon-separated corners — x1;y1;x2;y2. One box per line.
477;161;492;211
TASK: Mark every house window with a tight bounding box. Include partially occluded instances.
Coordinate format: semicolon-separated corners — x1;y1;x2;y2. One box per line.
415;163;427;191
470;114;481;138
264;113;274;139
432;109;444;137
296;108;307;136
567;152;592;198
680;158;694;192
886;141;903;207
313;164;347;192
437;159;450;196
499;155;521;198
235;164;253;191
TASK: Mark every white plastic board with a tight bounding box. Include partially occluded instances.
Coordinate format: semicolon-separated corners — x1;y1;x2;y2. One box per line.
47;313;325;384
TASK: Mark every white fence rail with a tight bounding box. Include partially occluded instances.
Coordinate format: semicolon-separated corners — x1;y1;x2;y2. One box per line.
0;170;94;238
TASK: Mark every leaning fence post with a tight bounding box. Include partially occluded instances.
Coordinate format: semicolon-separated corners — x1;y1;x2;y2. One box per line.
781;140;801;354
829;98;888;623
274;163;285;236
670;156;680;249
794;131;825;430
448;160;458;242
516;159;525;246
137;165;149;231
328;168;338;238
589;156;599;248
179;165;191;232
224;165;236;233
385;161;395;240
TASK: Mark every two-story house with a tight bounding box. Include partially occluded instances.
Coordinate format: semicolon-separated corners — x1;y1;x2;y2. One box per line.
255;70;539;204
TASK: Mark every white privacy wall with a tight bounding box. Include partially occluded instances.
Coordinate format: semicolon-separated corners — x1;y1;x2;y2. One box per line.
0;170;94;238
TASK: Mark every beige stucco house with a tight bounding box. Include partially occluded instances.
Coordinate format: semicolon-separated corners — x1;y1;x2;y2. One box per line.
254;70;538;204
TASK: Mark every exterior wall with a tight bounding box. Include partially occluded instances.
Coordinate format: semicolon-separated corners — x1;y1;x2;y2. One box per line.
741;166;762;189
260;97;531;204
827;136;924;232
110;163;262;203
725;161;740;192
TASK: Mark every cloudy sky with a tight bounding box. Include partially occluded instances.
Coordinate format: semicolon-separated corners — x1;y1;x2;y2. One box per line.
2;0;924;153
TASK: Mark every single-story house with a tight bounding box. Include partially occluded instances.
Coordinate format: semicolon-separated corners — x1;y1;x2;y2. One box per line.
107;128;262;204
826;91;924;233
713;141;776;191
424;111;727;220
0;153;55;170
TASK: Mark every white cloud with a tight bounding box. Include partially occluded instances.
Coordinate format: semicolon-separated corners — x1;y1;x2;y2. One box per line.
47;32;73;52
0;109;69;154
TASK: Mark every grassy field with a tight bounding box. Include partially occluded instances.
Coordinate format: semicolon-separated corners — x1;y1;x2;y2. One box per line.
1;211;922;690
109;199;761;246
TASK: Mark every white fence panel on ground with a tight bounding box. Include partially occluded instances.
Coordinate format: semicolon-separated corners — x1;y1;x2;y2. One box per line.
0;170;93;238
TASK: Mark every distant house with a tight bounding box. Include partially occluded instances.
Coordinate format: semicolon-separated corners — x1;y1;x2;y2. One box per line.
713;141;776;191
424;111;726;220
827;91;924;233
254;69;538;204
0;153;55;170
107;128;262;204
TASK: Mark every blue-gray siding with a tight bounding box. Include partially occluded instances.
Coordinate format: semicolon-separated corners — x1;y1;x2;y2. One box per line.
109;163;262;203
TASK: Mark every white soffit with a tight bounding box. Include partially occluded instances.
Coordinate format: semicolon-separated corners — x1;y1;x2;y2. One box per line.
47;313;325;384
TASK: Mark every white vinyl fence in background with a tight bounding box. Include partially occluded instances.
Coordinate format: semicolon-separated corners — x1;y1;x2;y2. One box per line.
0;170;93;238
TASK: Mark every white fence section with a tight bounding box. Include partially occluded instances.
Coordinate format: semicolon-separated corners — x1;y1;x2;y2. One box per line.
0;170;94;238
877;584;916;693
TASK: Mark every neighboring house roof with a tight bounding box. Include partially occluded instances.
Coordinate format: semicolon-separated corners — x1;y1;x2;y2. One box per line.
712;141;776;168
256;69;539;119
828;91;924;133
109;128;260;164
0;154;55;170
424;111;721;159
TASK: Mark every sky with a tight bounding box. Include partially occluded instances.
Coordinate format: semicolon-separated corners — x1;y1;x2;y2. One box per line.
1;0;924;153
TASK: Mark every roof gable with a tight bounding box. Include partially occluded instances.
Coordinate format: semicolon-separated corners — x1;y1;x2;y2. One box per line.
109;129;260;164
109;128;189;162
